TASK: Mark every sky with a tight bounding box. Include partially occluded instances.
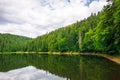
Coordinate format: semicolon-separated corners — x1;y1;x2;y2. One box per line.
0;0;108;38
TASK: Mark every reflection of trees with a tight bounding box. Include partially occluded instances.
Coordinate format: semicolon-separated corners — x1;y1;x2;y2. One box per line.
80;55;120;80
0;54;81;80
0;54;120;80
80;56;104;80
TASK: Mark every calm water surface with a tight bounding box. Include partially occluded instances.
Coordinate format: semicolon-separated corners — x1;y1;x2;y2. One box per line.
0;54;120;80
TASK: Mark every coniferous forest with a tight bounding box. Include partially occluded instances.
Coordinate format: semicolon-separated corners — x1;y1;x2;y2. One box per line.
0;33;31;52
0;0;120;55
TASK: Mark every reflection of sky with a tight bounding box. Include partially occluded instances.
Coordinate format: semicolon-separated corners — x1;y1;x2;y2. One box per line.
0;66;66;80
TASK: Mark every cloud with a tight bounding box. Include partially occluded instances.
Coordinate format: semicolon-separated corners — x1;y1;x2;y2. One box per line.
89;0;108;13
0;0;108;38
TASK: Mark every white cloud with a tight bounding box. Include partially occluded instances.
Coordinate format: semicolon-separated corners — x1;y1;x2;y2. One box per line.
0;0;108;38
89;0;108;13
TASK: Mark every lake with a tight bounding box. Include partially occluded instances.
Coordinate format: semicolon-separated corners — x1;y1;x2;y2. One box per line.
0;54;120;80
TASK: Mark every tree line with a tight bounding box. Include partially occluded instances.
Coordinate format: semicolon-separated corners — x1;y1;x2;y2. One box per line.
0;0;119;55
0;33;30;52
24;0;120;55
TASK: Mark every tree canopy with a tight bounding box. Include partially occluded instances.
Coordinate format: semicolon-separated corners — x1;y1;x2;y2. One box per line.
0;0;120;55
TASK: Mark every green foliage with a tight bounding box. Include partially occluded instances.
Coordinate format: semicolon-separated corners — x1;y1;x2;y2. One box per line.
81;29;95;52
25;24;80;52
25;0;120;55
113;0;120;54
0;0;120;55
0;33;31;52
80;0;120;55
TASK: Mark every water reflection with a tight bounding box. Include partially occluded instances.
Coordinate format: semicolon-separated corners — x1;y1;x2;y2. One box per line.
0;66;66;80
0;54;120;80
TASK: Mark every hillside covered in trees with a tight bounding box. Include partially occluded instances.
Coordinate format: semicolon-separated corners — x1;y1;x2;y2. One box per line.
0;33;31;52
0;0;119;56
24;0;120;55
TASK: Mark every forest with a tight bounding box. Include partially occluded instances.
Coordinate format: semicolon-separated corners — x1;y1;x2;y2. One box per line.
0;0;119;55
0;33;30;52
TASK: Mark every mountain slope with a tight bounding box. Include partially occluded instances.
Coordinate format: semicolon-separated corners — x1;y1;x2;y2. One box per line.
81;0;120;55
24;13;98;52
0;33;31;52
24;0;120;55
0;0;117;55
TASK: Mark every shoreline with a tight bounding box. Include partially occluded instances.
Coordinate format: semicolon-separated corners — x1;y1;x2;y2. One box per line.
0;52;120;64
79;53;120;64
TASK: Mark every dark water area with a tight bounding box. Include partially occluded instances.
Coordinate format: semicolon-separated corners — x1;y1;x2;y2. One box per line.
0;54;120;80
